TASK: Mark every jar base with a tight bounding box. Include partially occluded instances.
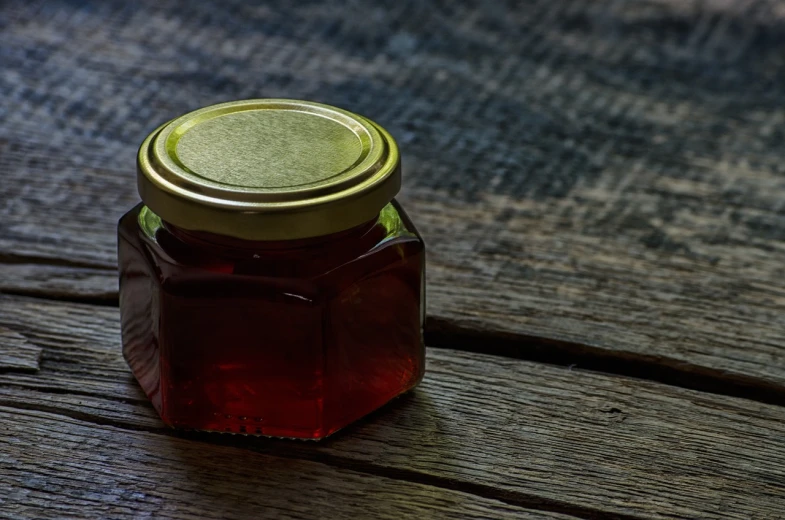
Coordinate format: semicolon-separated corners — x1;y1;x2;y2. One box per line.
161;385;422;441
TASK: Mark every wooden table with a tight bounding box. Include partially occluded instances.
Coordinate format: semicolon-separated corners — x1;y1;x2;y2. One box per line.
2;1;785;518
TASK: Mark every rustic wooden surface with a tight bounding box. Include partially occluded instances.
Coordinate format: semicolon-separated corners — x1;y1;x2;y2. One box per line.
1;295;784;519
3;407;577;520
0;326;41;372
3;0;785;518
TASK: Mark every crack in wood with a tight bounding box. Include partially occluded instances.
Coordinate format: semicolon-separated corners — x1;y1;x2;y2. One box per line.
0;253;115;271
0;380;153;406
425;317;785;407
0;288;119;307
0;326;42;372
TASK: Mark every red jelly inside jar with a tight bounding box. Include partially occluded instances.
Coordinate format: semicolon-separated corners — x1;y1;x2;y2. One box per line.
118;99;425;439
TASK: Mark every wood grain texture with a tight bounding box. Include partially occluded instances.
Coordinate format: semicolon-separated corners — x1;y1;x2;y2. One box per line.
0;263;118;304
3;0;785;392
0;326;41;372
1;295;783;520
0;407;569;520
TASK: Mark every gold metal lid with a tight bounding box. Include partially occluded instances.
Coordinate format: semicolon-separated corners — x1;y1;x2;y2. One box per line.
137;99;400;240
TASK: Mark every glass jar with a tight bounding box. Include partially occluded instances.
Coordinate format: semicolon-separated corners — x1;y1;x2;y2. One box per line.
118;99;425;440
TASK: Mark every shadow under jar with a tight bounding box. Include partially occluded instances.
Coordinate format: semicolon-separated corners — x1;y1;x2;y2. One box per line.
118;99;425;440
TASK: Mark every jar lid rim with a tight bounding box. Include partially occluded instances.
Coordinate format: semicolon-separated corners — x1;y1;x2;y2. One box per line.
137;99;400;241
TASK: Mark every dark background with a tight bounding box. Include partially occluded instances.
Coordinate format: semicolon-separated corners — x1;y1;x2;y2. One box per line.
5;0;785;203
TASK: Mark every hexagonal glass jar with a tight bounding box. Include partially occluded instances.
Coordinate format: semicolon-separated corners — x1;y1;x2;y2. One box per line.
118;100;425;439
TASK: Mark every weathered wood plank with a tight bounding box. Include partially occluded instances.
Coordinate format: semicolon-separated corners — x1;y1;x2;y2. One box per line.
0;326;41;372
0;263;118;304
0;407;568;520
1;295;783;519
3;0;785;390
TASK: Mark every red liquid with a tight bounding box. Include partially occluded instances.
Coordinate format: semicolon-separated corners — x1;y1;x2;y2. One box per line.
118;200;425;439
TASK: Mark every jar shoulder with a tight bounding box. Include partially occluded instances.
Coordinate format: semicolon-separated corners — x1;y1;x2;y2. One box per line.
117;200;423;286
